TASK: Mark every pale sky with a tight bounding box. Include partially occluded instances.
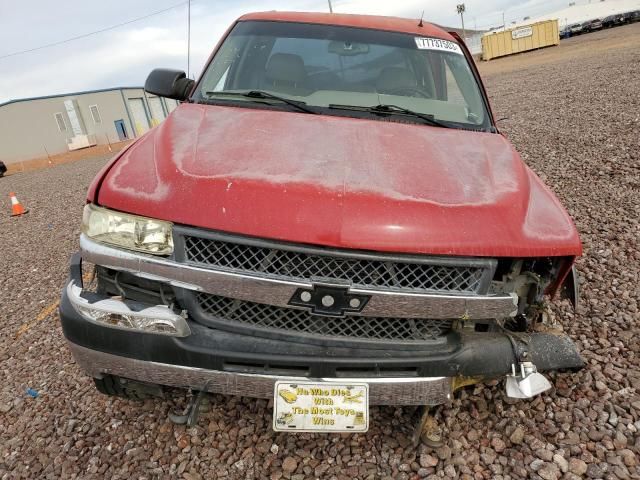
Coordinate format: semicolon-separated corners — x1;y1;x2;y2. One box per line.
0;0;585;103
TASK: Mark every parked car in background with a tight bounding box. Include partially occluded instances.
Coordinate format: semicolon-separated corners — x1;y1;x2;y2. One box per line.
560;26;571;39
582;19;603;32
602;14;625;28
568;23;583;35
0;161;7;178
60;11;584;436
630;10;640;23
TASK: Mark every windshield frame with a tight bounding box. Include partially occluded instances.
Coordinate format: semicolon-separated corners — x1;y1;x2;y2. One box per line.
190;19;496;132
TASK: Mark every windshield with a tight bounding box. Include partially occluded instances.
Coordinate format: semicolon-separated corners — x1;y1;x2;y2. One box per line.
195;20;491;129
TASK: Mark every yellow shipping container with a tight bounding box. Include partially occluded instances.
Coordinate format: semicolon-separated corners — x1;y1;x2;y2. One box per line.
481;19;559;61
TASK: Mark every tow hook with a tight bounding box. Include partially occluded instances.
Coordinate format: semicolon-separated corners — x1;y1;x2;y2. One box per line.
412;406;444;448
505;361;552;399
168;382;211;426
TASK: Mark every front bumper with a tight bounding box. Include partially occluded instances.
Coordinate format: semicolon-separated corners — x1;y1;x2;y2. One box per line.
60;252;584;405
66;342;453;405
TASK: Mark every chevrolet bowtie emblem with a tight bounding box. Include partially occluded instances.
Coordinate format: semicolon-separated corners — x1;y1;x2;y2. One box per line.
288;284;370;317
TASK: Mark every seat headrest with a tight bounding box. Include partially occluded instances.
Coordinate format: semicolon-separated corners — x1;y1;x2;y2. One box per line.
376;67;418;93
265;53;307;84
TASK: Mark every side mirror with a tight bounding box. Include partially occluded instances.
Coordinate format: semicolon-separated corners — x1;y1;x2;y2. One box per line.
144;69;195;101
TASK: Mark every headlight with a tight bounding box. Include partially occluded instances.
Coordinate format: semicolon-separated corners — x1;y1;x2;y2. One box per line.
67;281;190;337
82;204;173;255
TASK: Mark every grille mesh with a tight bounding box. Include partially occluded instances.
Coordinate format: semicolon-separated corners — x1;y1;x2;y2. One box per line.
184;236;487;294
197;293;452;342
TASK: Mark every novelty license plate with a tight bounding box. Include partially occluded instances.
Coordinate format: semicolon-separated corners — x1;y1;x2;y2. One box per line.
273;381;369;433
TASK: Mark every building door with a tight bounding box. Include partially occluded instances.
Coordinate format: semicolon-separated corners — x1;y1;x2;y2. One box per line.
64;99;87;136
148;97;165;126
114;120;128;141
128;98;150;136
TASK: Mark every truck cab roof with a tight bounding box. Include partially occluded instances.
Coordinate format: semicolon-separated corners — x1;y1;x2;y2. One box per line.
238;11;456;41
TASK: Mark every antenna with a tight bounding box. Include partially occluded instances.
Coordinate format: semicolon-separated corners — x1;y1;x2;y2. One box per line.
418;10;424;27
187;0;191;78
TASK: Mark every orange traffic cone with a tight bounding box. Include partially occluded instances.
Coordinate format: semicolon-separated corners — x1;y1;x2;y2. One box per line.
9;192;28;216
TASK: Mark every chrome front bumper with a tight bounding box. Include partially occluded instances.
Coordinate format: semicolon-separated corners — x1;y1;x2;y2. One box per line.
67;342;453;406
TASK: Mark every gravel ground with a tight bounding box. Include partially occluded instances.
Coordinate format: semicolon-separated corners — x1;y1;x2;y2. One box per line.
1;25;639;480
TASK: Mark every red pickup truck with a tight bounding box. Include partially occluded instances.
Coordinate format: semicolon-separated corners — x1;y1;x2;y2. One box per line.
60;11;583;436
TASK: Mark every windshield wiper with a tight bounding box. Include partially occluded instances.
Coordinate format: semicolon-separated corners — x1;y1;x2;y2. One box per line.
204;90;317;114
329;103;451;128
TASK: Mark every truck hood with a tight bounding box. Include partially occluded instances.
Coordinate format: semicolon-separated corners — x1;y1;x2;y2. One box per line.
97;103;581;257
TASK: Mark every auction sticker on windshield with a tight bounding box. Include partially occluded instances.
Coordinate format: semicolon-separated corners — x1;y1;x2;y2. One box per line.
415;37;463;55
273;382;369;433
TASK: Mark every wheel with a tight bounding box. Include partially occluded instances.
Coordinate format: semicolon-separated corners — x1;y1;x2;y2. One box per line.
93;375;161;400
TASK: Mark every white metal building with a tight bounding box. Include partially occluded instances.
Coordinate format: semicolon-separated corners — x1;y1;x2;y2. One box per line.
0;87;179;164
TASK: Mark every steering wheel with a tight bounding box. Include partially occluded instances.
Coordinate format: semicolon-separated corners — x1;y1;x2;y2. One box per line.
383;86;432;98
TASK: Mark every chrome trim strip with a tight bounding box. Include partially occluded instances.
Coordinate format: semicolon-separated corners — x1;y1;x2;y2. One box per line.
80;235;518;319
67;342;452;405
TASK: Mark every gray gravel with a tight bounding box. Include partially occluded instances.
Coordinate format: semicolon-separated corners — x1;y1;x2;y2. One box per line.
1;25;639;479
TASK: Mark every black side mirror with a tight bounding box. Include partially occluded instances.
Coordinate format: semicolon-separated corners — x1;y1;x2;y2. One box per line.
144;69;195;101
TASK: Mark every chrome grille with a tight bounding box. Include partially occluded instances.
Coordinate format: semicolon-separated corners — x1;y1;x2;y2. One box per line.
197;293;452;342
183;235;491;294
